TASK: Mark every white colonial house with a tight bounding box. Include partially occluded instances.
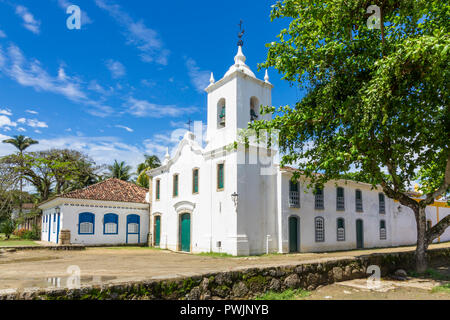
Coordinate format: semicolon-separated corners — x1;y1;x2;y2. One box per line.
39;179;149;245
39;44;450;253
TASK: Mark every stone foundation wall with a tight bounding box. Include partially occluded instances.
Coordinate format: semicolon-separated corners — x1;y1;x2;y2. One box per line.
1;247;448;300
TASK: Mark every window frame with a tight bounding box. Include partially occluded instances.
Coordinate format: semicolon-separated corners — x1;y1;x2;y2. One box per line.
78;212;95;235
315;216;325;242
380;220;387;240
103;213;119;235
336;187;345;211
378;193;386;214
314;187;324;210
337;218;345;241
173;174;179;198
192;168;199;194
355;189;363;212
217;163;225;191
155;179;161;201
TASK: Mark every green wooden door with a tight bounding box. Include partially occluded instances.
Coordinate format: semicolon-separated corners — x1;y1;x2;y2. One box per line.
180;213;191;252
289;216;299;253
356;219;364;249
154;216;161;247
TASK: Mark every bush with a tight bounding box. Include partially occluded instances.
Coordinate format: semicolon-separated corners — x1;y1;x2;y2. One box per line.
23;225;41;240
0;219;16;240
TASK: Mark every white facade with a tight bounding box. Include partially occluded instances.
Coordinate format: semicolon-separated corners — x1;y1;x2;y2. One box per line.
147;45;450;256
40;198;149;245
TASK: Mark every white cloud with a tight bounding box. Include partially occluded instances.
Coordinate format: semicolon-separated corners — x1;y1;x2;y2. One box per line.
125;97;197;118
95;0;169;65
25;109;38;115
0;109;12;116
16;117;48;128
15;5;41;35
88;80;114;95
115;125;133;132
17;127;26;132
185;57;211;93
0;30;6;38
0;115;17;128
105;59;126;79
56;0;93;25
0;43;114;117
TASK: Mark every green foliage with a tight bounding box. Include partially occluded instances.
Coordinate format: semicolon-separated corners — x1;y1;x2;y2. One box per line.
107;160;132;182
432;283;450;294
255;288;311;300
0;219;16;240
2;135;38;153
257;0;449;195
136;155;161;188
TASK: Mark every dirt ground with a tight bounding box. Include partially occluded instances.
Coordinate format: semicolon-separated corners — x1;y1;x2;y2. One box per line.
305;265;450;300
0;243;449;292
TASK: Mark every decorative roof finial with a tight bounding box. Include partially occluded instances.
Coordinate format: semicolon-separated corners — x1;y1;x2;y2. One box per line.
210;72;215;84
264;69;270;83
237;19;245;47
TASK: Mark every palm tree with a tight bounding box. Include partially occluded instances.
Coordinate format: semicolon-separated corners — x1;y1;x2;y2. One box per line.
2;135;38;214
136;155;161;188
107;160;132;181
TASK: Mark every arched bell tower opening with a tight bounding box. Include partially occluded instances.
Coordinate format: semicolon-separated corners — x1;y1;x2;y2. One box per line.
217;98;226;129
250;96;259;122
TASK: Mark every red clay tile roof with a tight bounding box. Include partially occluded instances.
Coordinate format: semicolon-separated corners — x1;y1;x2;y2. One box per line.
57;178;148;204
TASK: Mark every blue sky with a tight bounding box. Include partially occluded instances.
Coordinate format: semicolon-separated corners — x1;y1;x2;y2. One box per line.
0;0;299;170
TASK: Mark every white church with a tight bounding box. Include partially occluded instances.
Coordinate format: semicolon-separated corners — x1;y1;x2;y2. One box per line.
39;44;450;255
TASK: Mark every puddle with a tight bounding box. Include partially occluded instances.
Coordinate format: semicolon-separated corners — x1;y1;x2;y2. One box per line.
8;275;118;289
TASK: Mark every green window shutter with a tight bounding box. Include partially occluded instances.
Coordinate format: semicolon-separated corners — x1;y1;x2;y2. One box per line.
173;175;178;197
193;169;199;193
217;164;224;189
156;180;160;200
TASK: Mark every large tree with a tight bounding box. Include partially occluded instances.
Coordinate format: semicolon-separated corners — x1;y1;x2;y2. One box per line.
1;149;102;201
255;0;449;271
2;135;38;214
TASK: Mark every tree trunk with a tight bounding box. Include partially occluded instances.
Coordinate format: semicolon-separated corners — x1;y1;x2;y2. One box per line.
415;206;429;273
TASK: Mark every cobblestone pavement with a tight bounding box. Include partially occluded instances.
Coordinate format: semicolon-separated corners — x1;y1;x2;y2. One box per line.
0;242;449;290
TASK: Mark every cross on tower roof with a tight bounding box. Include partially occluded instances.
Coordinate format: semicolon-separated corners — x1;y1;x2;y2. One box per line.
238;19;245;47
186;118;193;132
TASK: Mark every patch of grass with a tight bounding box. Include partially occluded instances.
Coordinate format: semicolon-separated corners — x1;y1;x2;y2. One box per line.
408;268;450;281
196;252;235;258
255;289;311;300
432;283;450;294
423;269;450;281
102;246;162;250
0;239;39;247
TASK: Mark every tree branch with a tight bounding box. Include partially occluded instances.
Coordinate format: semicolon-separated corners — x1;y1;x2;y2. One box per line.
426;214;450;243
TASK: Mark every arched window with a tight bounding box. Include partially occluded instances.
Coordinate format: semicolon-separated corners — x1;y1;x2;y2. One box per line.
337;218;345;241
314;186;324;209
315;217;325;242
250;96;259;122
78;212;95;235
104;213;118;235
336;187;345;211
378;193;385;214
217;98;226;128
355;189;363;212
289;179;300;208
380;220;387;240
127;214;140;234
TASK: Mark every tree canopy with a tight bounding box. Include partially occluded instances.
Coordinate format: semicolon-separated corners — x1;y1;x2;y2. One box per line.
255;0;449;271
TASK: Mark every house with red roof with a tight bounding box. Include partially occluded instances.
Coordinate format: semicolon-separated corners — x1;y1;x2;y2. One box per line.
38;178;150;245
